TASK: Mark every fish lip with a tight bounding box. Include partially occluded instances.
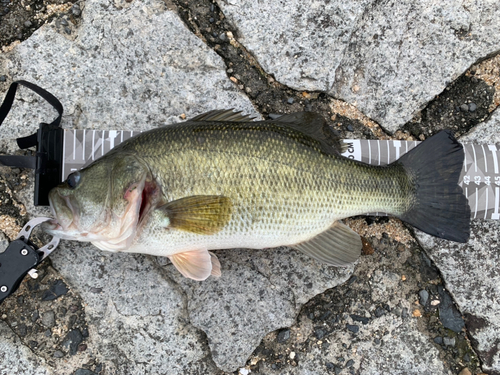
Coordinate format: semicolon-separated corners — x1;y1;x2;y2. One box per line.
47;190;78;232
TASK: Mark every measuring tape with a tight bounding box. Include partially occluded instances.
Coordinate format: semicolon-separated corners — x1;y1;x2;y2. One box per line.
341;139;499;220
61;130;499;221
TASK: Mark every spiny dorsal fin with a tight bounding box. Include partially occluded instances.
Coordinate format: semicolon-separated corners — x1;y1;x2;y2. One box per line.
292;221;362;266
272;112;346;154
191;109;257;122
157;195;233;235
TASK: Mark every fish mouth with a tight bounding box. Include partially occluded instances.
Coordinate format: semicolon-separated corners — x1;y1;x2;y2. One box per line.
43;191;81;239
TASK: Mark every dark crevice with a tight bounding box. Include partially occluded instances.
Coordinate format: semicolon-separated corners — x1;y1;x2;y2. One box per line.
403;71;496;140
415;238;488;374
171;0;389;141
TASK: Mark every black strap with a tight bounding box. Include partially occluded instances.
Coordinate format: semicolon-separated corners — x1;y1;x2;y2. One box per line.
0;80;63;168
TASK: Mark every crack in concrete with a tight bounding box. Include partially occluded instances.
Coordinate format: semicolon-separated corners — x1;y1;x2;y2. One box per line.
414;238;487;373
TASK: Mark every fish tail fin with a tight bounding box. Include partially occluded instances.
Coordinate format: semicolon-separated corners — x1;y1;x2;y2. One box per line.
397;130;470;242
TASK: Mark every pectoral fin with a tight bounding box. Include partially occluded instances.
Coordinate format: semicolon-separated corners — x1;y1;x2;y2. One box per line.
157;195;232;235
169;249;221;281
292;222;362;266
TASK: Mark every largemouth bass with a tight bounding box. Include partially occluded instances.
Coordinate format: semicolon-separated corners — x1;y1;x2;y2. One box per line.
44;110;470;280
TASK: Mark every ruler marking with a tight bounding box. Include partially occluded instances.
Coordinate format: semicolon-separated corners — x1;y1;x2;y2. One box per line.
464;144;468;172
489;145;498;173
484;188;489;220
72;131;76;160
377;140;381;166
109;130;116;150
387;140;390;164
493;187;500;220
121;131;124;143
62;131;67;181
367;140;371;164
82;130;86;160
101;130;105;156
472;144;478;173
474;187;478;219
394;140;401;161
481;144;488;173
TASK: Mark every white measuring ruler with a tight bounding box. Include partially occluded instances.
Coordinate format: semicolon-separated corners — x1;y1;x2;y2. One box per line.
61;130;500;221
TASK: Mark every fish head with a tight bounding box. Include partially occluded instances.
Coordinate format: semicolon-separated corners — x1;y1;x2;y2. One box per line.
43;153;158;251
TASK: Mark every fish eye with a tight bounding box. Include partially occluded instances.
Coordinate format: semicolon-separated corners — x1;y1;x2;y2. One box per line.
67;171;81;189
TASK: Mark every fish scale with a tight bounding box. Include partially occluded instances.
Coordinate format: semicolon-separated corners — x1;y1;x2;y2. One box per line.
119;121;411;256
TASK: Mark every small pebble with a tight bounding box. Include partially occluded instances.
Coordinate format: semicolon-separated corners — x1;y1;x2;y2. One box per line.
346;124;354;132
315;328;326;339
60;18;68;26
219;32;227;41
24;21;32;27
458;368;472;375
277;329;290;343
460;104;469;112
72;4;81;16
0;75;6;82
31;311;40;322
90;287;102;293
463;353;471;362
374;306;386;317
268;113;281;120
346;324;359;334
346;359;354;367
350;314;369;325
53;350;64;358
419;289;429;305
41;311;55;328
290;352;295;359
433;336;443;345
287;97;295;104
443;336;456;346
209;17;215;23
468;103;477;112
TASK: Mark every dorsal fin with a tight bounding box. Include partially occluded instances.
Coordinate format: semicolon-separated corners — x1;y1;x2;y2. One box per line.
191;109;257;122
272;112;346;154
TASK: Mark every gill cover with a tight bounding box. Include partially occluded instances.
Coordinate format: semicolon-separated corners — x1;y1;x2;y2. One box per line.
47;153;152;251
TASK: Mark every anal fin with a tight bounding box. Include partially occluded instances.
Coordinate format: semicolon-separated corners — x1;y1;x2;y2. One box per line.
169;249;221;281
292;222;362;266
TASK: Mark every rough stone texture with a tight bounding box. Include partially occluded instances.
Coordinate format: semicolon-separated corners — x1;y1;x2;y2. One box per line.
0;0;258;142
0;320;50;375
49;243;218;375
417;109;500;374
167;248;352;371
218;0;500;132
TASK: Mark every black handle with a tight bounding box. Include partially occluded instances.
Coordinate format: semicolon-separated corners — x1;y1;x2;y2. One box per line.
0;240;41;304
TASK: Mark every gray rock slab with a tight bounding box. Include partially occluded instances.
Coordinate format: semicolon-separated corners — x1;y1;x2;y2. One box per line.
416;108;500;373
0;0;259;143
218;0;500;132
164;247;353;371
0;320;50;375
50;243;216;375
